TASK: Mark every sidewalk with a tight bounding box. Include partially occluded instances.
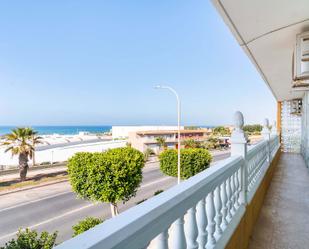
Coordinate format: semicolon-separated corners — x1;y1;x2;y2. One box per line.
211;149;230;156
0;166;67;182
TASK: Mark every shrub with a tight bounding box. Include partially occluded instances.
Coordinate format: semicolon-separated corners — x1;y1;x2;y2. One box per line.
72;217;103;237
212;126;231;136
243;124;262;134
135;199;148;205
159;148;212;179
182;139;201;148
40;162;51;166
68;147;145;216
0;228;57;249
202;136;219;150
154;189;163;196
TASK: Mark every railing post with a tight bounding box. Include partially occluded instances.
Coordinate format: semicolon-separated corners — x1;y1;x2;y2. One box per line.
271;121;278;135
262;118;271;162
230;111;248;205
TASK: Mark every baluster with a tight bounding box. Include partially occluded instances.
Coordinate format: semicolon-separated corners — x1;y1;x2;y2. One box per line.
228;176;235;216
239;166;245;205
214;185;222;238
226;177;232;221
250;158;256;188
220;180;228;229
206;191;216;246
248;160;252;186
251;160;256;185
235;169;240;207
196;199;207;249
172;217;186;249
186;206;198;249
157;229;169;249
231;173;236;214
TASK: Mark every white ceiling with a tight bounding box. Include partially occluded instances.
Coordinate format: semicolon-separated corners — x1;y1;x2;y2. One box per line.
212;0;309;101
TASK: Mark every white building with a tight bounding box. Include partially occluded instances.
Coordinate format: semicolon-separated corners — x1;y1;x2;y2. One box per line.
111;126;184;139
128;129;211;154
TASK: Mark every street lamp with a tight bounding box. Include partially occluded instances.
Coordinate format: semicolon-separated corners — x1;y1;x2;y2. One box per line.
154;85;181;184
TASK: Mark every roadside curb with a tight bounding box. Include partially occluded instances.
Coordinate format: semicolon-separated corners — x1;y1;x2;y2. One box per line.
0;179;69;197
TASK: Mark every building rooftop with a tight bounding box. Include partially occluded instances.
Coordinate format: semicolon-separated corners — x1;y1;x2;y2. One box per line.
135;129;211;136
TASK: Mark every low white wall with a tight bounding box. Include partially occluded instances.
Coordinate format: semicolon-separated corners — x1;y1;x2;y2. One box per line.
0;140;126;167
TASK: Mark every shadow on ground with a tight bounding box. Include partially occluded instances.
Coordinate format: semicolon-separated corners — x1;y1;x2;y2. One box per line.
0;171;68;187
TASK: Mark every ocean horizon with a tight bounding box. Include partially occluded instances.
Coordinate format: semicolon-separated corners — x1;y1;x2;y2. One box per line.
0;125;216;136
0;126;112;136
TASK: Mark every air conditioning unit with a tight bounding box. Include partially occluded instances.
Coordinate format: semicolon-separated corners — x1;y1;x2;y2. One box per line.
292;31;309;88
290;99;302;115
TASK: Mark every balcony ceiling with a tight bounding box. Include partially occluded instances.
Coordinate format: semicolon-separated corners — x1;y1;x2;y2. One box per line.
212;0;309;101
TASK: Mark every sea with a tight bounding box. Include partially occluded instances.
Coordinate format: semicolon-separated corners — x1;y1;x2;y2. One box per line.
0;126;112;136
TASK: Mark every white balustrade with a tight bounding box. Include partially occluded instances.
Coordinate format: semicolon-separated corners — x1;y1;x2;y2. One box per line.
173;217;186;249
214;186;222;238
55;112;280;249
196;199;207;249
185;207;198;249
246;140;268;201
235;169;241;207
156;230;169;249
206;190;216;246
226;176;233;221
220;181;228;229
231;173;237;214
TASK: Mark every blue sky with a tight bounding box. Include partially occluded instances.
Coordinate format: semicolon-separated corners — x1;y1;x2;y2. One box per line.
0;0;276;126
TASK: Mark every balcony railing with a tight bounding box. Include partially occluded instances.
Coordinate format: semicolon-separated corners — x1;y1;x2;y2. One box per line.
55;113;280;249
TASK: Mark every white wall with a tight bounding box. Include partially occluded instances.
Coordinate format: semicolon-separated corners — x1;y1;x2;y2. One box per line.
0;140;126;167
301;92;309;168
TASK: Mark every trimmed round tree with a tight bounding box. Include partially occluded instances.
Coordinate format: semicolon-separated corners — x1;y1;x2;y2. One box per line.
159;148;212;179
68;147;145;217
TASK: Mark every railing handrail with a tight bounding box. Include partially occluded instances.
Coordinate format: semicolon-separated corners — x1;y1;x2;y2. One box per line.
247;140;267;159
55;155;244;249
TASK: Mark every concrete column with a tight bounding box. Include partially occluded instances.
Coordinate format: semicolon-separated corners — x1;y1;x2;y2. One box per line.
261;118;271;141
231;111;247;158
262;118;271;162
230;111;248;205
271;121;278;135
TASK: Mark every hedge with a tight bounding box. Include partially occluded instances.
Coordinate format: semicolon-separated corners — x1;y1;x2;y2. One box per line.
72;217;103;237
159;148;212;179
0;228;57;249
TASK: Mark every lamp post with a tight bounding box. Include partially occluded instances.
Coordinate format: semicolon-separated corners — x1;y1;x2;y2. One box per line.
154;85;181;184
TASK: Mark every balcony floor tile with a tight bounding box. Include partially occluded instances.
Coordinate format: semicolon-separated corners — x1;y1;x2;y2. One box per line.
249;153;309;249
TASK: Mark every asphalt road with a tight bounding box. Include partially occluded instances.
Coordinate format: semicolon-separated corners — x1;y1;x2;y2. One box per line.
0;151;230;246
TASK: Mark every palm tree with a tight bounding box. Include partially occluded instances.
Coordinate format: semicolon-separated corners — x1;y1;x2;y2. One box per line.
182;139;201;148
1;128;38;181
25;128;42;166
156;136;167;152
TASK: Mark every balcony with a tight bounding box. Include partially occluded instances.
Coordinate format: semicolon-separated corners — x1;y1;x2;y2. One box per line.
54;113;282;249
249;153;309;248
